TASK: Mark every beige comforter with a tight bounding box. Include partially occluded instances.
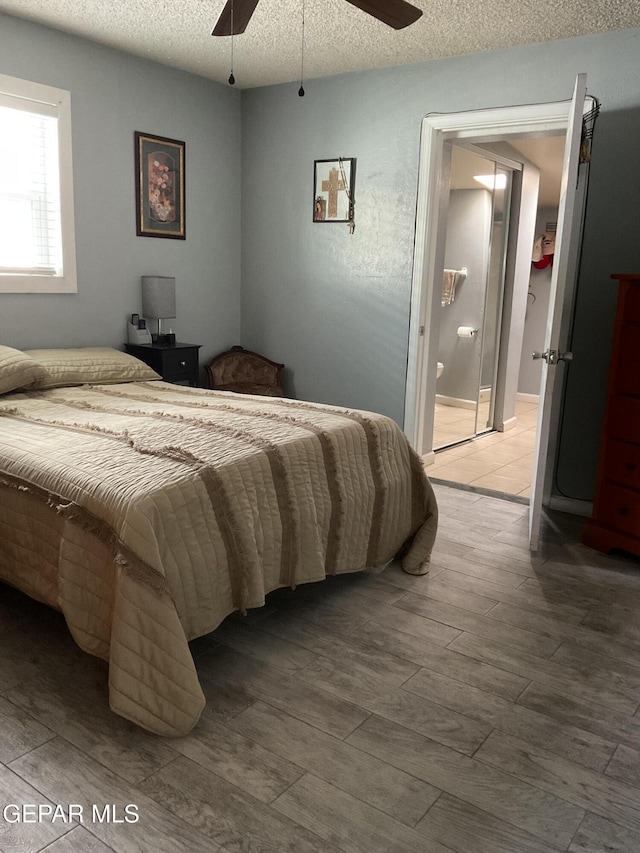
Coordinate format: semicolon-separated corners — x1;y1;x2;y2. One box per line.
0;382;437;736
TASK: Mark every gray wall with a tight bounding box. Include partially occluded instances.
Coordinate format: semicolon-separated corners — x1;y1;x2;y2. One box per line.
0;13;242;375
2;14;640;502
241;28;640;501
437;189;491;403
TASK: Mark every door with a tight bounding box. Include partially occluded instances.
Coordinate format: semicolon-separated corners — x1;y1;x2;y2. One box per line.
528;74;589;549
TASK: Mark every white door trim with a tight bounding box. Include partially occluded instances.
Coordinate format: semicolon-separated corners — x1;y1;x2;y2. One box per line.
404;100;572;455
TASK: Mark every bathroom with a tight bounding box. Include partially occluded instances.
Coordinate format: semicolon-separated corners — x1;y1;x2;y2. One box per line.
430;141;562;497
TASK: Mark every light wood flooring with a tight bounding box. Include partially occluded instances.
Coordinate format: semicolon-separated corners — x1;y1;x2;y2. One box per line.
3;483;640;852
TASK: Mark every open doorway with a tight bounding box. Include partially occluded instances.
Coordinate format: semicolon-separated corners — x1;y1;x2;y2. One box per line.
404;78;594;549
430;135;565;499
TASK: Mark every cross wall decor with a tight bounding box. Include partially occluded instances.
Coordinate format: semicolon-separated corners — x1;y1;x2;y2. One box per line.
313;158;356;232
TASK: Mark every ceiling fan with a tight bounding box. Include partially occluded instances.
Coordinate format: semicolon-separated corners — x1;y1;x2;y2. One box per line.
211;0;423;37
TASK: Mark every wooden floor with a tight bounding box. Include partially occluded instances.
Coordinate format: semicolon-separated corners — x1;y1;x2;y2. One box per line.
3;483;640;852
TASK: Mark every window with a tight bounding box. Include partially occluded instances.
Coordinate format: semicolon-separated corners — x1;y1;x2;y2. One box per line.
0;74;77;293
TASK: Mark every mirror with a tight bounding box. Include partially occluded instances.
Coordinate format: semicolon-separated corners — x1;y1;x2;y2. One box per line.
433;146;512;451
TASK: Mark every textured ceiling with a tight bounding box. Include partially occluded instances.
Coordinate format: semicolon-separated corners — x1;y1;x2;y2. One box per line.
1;0;639;89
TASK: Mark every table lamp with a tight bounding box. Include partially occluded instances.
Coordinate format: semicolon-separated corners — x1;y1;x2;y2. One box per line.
141;275;176;345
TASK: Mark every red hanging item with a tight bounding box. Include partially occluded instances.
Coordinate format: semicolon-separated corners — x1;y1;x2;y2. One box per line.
532;232;555;269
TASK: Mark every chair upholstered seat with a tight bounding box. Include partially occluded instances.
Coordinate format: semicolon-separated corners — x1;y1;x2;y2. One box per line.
205;346;285;397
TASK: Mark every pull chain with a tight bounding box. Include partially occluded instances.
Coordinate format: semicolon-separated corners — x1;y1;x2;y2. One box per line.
298;0;305;96
228;0;235;85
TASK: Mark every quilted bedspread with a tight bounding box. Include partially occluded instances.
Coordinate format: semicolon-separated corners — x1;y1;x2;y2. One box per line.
0;382;438;736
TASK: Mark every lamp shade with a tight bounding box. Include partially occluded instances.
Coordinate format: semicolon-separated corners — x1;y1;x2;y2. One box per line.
141;276;176;319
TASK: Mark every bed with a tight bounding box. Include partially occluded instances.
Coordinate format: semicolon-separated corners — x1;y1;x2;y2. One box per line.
0;345;438;736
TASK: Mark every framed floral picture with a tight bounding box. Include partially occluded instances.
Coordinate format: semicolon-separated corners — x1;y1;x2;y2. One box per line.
134;131;185;239
313;158;356;224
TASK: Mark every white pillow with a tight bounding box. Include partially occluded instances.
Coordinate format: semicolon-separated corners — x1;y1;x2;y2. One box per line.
25;347;161;389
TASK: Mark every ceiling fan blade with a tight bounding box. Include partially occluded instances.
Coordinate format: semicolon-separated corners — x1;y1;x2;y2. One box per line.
344;0;422;29
211;0;261;36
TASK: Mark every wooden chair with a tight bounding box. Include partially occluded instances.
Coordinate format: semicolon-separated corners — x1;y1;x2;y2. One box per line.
205;346;285;397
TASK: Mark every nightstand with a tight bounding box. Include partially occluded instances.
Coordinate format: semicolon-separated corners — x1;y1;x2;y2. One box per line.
125;342;201;387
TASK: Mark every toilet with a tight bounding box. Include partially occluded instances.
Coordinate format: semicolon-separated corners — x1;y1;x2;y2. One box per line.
437;362;444;379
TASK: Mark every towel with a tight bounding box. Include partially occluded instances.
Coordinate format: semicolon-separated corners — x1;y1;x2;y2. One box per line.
532;232;555;269
442;268;466;306
442;269;457;306
532;235;543;262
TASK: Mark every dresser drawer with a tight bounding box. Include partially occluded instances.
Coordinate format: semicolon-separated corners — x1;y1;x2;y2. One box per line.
603;441;640;490
609;396;640;444
124;343;200;386
622;282;640;322
597;483;640;535
163;348;197;380
615;324;640;395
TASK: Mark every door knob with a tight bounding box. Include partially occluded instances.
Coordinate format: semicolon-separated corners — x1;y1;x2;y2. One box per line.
532;349;573;365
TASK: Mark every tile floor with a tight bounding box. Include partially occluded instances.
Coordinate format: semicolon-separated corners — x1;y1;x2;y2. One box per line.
3;484;640;852
429;398;539;498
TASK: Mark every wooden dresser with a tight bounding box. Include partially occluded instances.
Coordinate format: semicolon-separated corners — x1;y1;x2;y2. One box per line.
583;274;640;557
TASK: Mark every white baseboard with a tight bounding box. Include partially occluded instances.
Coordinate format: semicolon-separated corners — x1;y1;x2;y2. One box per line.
494;416;517;432
422;450;436;467
548;495;593;517
435;394;476;410
516;392;540;403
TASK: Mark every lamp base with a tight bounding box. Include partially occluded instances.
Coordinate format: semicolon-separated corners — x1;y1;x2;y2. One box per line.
152;333;176;346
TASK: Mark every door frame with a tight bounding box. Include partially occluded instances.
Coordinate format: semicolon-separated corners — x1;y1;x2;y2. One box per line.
404;100;573;461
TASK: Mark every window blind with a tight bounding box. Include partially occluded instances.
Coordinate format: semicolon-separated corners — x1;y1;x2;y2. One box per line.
0;100;62;276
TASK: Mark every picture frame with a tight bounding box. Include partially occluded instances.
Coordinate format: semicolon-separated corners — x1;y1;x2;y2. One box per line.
135;131;185;239
313;158;356;223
